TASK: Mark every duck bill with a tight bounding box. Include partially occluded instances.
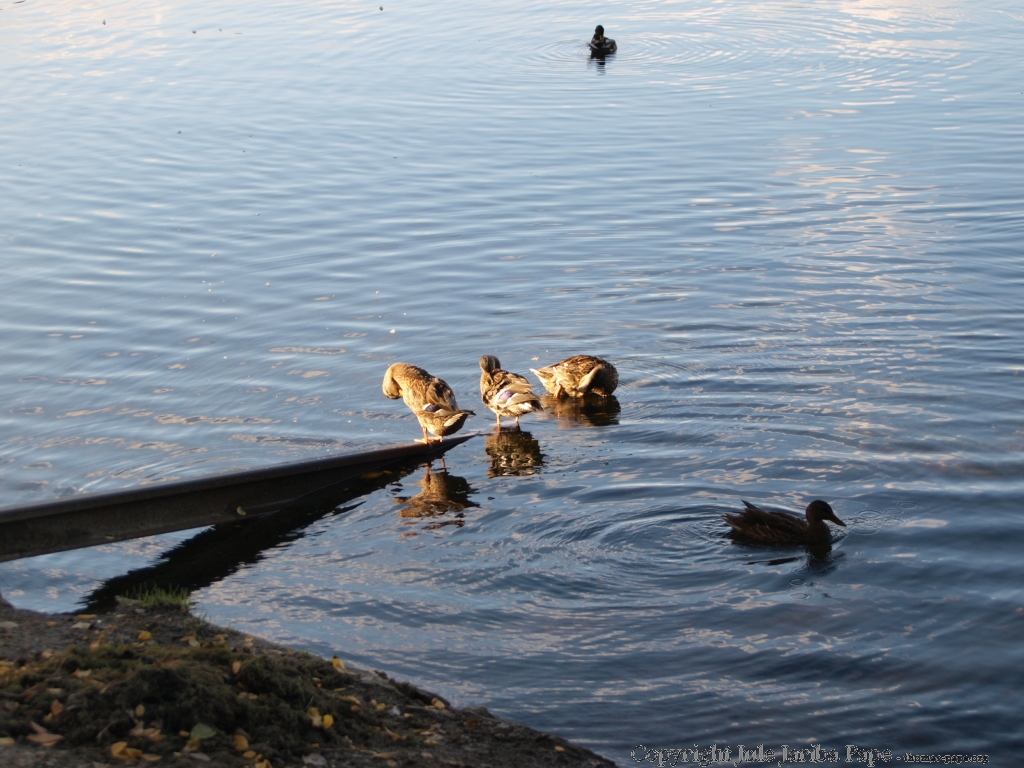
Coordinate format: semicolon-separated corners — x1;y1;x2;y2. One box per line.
830;514;847;527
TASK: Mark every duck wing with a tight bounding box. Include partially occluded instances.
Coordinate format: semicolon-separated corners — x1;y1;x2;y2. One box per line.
723;501;808;544
423;376;464;415
484;369;541;410
414;377;474;437
573;360;619;396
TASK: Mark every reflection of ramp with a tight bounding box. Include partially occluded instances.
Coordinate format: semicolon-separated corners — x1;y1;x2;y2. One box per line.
0;435;477;563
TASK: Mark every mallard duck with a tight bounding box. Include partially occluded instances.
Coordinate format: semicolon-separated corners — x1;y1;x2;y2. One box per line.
590;25;617;55
722;500;846;546
382;363;475;443
479;355;543;429
530;355;619;398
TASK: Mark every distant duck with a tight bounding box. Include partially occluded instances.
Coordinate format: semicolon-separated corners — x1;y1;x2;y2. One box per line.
479;355;543;429
722;500;846;546
382;363;475;443
530;355;619;398
590;24;617;55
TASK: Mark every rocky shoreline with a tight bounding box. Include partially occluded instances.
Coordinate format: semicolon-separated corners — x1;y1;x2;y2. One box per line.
0;596;615;768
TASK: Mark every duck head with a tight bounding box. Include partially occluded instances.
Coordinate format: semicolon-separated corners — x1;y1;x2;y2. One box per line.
805;499;845;527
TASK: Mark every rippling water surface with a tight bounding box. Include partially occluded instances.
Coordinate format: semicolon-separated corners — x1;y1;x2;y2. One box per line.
2;0;1023;760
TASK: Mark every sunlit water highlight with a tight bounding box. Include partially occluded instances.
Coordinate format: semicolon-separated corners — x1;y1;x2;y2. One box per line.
2;0;1023;760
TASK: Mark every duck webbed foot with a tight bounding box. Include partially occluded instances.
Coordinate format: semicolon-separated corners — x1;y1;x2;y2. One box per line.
416;427;443;444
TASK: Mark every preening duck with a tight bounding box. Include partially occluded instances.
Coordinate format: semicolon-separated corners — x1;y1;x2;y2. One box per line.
590;24;617;55
722;500;846;546
382;363;475;443
479;355;543;430
530;355;619;398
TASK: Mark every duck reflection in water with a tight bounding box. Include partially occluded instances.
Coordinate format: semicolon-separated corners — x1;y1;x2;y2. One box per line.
394;463;478;531
485;428;545;478
748;546;847;588
747;546;845;570
538;393;621;428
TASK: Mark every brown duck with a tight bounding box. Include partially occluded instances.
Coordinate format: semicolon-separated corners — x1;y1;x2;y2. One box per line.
530;355;618;398
590;25;617;55
722;500;846;546
382;363;475;443
479;355;543;429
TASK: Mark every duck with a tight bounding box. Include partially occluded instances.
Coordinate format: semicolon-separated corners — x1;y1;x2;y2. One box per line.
382;363;475;443
722;500;846;546
590;24;617;55
530;355;619;398
479;355;543;430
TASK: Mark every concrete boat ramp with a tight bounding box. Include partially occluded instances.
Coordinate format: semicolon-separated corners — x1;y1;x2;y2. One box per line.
0;434;476;565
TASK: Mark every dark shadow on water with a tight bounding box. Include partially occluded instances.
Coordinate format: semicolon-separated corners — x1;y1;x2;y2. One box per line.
485;428;545;477
539;394;620;427
82;459;435;613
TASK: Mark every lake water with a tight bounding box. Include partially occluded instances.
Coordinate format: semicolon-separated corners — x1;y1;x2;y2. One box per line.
2;0;1023;761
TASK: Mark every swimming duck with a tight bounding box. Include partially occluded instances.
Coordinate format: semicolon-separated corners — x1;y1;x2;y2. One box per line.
530;355;619;398
722;500;846;546
479;355;543;429
382;363;475;443
590;24;617;55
